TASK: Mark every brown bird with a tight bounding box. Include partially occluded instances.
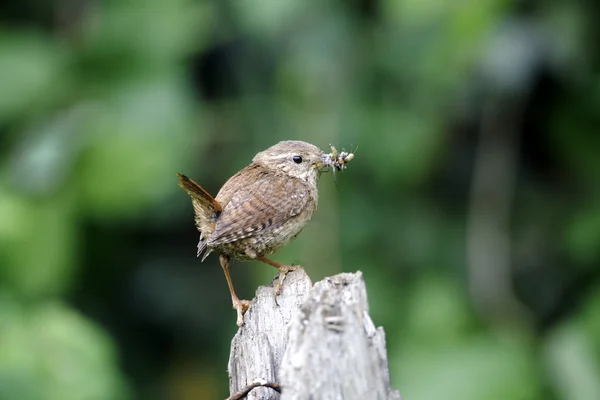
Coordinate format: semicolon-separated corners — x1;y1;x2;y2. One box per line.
177;140;352;326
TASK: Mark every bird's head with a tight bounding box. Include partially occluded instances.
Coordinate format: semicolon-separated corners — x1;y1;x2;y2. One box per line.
252;140;332;183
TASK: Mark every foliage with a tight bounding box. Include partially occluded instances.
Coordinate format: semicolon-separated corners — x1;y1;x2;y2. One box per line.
1;0;599;399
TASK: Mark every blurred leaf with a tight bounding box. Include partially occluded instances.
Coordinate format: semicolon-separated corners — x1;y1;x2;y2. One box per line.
550;112;600;187
0;295;130;400
0;189;77;298
77;74;201;219
580;284;600;354
361;106;444;185
8;105;94;196
232;0;324;38
543;320;600;400
382;0;509;96
84;0;211;64
0;31;69;122
403;277;475;345
564;204;600;265
394;334;539;400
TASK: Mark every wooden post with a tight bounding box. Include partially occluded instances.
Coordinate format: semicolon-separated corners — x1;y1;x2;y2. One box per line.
227;268;400;400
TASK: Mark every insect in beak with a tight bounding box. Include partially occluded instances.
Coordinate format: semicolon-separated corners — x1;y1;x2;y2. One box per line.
327;144;355;171
314;145;356;171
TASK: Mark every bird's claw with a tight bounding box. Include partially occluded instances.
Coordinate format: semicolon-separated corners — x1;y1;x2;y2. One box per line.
274;264;299;296
233;298;252;327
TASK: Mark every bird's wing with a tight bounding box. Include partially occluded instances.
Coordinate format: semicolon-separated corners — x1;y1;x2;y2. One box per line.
207;173;311;246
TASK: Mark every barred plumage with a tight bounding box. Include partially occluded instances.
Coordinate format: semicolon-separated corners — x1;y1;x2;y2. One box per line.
177;140;353;326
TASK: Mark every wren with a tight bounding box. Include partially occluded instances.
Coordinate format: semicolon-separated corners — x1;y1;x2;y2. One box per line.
177;140;353;326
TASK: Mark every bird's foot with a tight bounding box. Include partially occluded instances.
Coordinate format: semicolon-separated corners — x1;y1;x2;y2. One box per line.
232;297;252;327
274;264;299;296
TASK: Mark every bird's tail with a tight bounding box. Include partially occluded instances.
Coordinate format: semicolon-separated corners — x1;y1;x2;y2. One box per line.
177;173;223;260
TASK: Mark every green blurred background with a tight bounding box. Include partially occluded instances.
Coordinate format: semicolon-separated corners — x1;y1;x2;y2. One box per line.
1;0;600;399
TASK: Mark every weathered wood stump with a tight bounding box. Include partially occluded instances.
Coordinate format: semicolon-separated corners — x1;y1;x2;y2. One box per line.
227;268;401;400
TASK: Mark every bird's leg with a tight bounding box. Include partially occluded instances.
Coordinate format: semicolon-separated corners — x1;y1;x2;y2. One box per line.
219;254;251;326
257;257;299;295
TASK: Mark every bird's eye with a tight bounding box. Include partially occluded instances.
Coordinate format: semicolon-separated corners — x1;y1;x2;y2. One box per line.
292;155;303;164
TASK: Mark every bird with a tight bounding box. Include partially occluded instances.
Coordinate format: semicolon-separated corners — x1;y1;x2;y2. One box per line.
177;140;352;326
